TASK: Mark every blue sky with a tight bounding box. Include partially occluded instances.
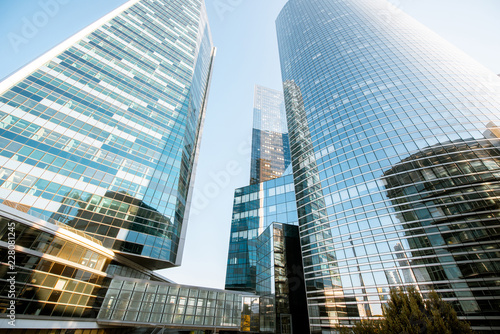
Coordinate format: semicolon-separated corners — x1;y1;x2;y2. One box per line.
1;0;499;289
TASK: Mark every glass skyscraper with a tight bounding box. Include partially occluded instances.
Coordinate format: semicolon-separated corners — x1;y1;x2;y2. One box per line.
225;85;307;333
0;1;263;333
0;0;215;269
226;84;295;293
276;0;500;333
225;144;307;334
250;85;291;185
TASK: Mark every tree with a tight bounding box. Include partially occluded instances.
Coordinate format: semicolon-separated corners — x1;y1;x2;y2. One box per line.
340;287;474;334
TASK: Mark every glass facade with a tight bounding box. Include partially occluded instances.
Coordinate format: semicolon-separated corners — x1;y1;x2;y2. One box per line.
0;206;114;321
225;173;298;292
256;223;309;334
0;0;215;269
225;86;306;334
250;85;291;185
98;277;248;330
276;0;500;333
0;205;260;333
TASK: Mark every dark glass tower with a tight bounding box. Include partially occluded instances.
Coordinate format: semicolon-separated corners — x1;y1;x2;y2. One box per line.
257;222;309;334
276;0;500;332
250;85;291;185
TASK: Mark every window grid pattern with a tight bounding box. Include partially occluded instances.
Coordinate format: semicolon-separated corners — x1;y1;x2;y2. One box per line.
0;216;112;319
250;85;291;185
276;0;500;332
97;277;249;329
256;223;308;334
0;0;214;268
225;174;298;292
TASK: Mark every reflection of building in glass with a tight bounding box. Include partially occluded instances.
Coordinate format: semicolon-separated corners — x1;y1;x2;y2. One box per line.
383;137;500;319
0;209;114;322
282;80;350;328
0;0;262;332
276;0;500;332
52;191;175;270
241;295;261;332
225;84;309;333
257;223;308;334
250;85;291;185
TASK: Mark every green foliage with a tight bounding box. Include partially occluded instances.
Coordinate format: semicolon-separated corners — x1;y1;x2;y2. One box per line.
340;287;474;334
422;290;474;334
351;319;382;334
382;286;427;333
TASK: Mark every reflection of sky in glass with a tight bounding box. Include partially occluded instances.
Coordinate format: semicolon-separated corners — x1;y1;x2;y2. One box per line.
250;85;291;185
277;0;500;331
0;0;214;268
225;174;298;292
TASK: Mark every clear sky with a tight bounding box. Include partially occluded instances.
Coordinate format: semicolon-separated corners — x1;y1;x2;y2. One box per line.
0;0;499;289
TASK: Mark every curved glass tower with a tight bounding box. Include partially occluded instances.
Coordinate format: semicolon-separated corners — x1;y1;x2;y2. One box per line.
276;0;500;332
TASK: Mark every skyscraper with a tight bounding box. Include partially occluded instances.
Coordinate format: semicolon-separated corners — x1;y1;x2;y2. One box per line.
250;85;291;185
225;85;307;333
227;85;294;293
276;0;500;333
0;0;214;270
0;1;261;332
